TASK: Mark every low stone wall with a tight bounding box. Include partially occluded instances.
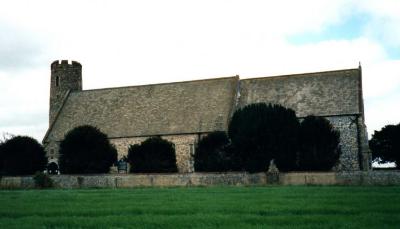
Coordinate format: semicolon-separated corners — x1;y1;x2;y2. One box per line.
1;171;399;189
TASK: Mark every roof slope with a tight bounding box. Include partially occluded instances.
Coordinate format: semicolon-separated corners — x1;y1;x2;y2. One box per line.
45;76;238;142
238;69;361;117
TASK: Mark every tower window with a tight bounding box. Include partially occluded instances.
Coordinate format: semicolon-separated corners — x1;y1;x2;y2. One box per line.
55;76;60;87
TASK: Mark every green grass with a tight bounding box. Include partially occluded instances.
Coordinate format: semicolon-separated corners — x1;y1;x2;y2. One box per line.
0;186;399;228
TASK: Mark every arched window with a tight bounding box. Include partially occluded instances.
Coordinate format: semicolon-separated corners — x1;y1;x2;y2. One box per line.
55;76;60;87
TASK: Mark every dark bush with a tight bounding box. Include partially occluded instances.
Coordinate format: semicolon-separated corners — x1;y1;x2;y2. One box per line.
0;146;3;176
59;125;118;174
369;123;400;168
33;172;53;188
298;116;341;171
127;137;177;173
0;136;47;176
228;103;300;172
194;131;232;172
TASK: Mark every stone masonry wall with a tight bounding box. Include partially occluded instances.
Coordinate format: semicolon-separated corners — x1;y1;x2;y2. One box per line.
110;134;199;173
49;60;82;125
2;171;400;189
325;115;360;171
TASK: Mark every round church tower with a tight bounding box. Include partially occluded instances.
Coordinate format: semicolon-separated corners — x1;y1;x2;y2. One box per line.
49;60;82;125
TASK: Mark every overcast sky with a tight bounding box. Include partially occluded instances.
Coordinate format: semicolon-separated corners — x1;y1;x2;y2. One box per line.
0;0;399;142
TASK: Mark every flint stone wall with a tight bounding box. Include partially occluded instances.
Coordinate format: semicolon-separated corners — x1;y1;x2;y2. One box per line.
2;171;400;189
325;115;360;171
111;134;198;173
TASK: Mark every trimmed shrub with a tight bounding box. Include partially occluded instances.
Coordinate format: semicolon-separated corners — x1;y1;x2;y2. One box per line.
127;137;177;173
59;125;118;174
33;172;53;188
370;123;400;168
298;116;341;171
228;103;300;172
0;136;47;176
194;131;231;172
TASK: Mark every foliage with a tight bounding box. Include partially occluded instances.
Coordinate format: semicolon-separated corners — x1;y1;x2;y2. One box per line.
0;145;3;176
127;137;177;173
59;125;118;174
194;131;232;172
0;136;47;176
33;172;53;188
228;103;300;172
369;123;400;168
298;116;341;171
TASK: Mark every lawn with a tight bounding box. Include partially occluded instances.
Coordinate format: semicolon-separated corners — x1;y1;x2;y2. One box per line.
0;186;399;228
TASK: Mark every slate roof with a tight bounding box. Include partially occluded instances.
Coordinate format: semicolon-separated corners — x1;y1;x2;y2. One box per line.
43;68;364;143
44;76;239;142
238;68;362;117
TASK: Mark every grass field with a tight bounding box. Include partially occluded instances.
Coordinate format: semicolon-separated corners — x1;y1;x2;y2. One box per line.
0;186;399;228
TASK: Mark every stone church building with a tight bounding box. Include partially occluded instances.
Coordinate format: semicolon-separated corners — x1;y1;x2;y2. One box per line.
43;60;371;172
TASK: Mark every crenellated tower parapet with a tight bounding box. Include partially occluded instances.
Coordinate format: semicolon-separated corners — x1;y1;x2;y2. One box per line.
49;60;82;125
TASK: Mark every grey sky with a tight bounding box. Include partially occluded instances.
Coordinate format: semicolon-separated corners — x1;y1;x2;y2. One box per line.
0;0;399;143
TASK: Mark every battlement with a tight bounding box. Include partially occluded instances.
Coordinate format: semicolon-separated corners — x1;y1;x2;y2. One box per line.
51;60;81;70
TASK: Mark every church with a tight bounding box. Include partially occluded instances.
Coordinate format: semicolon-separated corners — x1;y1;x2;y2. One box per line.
43;60;371;172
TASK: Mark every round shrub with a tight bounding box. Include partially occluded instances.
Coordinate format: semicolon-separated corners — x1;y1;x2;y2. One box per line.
369;123;400;168
59;125;117;174
194;131;231;172
0;136;47;176
228;103;300;172
298;116;341;171
127;137;177;173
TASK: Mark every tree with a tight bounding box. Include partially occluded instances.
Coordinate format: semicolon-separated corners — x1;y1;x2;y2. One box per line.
127;137;177;173
298;116;341;171
0;132;13;175
59;125;117;174
369;123;400;168
194;131;231;172
0;136;47;176
228;103;300;172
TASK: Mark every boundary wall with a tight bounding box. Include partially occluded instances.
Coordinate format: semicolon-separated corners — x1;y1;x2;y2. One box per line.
1;171;399;189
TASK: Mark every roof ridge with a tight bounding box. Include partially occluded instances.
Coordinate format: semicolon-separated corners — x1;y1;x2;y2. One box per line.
77;75;239;93
240;68;359;82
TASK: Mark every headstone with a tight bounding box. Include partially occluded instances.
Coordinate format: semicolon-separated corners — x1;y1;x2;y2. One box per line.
267;159;279;184
117;160;128;173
